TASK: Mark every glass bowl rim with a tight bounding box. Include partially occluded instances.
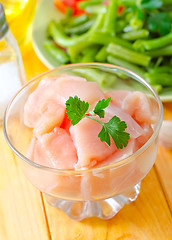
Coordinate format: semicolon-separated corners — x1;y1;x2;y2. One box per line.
3;62;163;174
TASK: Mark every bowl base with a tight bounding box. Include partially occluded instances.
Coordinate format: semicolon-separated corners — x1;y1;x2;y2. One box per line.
45;182;141;221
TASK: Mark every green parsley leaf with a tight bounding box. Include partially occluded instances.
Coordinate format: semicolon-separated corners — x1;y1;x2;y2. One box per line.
65;96;89;125
147;12;172;36
65;96;130;149
98;116;130;148
92;97;111;118
138;0;162;9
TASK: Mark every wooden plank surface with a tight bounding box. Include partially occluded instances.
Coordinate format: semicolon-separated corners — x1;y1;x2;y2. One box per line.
154;103;172;212
0;127;50;240
0;41;172;240
43;168;172;240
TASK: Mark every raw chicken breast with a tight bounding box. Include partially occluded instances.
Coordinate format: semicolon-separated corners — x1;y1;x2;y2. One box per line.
105;103;144;139
28;127;78;169
24;77;57;128
105;90;155;124
34;101;65;137
122;91;153;124
24;74;103;129
136;123;154;147
54;78;104;107
70;117;117;169
105;90;131;107
95;139;139;168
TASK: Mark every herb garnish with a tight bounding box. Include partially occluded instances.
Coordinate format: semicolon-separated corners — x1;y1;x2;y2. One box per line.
147;12;172;36
66;96;130;149
138;0;162;10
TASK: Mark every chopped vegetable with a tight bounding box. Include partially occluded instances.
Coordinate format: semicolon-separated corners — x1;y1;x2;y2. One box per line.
44;41;69;64
44;0;172;95
107;43;151;66
138;0;163;9
147;12;171;36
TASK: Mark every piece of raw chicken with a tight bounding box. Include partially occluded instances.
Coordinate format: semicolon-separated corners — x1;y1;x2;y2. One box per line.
24;75;156;171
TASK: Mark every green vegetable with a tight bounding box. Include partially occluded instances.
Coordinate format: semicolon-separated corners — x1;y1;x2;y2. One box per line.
97;115;130;148
107;55;145;78
107;43;151;66
89;97;111;118
147;12;171;35
65;19;95;35
66;96;89;125
65;96;130;148
121;29;149;40
151;84;163;94
149;65;172;73
146;45;172;57
95;45;108;62
43;41;69;64
45;0;172;96
82;5;107;14
145;72;172;86
138;0;163;9
133;32;172;51
78;0;106;13
72;68;117;87
78;0;104;9
47;20;89;47
72;68;107;83
81;45;100;62
66;14;89;28
162;0;172;5
119;0;136;6
102;0;118;35
90;31;133;49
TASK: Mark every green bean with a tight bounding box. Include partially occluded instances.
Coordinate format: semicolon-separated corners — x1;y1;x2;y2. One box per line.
149;66;172;74
118;0;136;6
116;20;127;33
107;43;151;67
134;32;172;51
145;72;172;86
78;0;104;9
70;54;83;63
107;55;145;78
68;13;104;58
47;21;89;47
102;0;118;35
65;19;95;35
81;46;100;62
121;29;149;41
154;57;163;68
73;68;117;87
151;85;163;94
68;42;92;59
72;68;107;83
95;46;108;62
43;41;69;64
90;31;133;49
48;11;105;48
84;5;107;14
66;14;89;28
162;0;172;5
146;45;172;57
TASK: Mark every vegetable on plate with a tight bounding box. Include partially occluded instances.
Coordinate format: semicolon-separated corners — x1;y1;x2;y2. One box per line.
44;0;172;96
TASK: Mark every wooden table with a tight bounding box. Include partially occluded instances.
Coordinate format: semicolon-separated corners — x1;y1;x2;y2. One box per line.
0;41;172;240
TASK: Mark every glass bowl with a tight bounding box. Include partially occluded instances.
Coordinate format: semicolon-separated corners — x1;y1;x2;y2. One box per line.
3;63;163;220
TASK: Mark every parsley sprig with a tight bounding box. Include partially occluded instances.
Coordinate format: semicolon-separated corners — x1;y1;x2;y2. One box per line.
65;96;130;149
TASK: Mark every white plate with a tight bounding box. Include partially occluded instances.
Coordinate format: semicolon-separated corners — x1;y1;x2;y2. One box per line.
32;0;63;69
